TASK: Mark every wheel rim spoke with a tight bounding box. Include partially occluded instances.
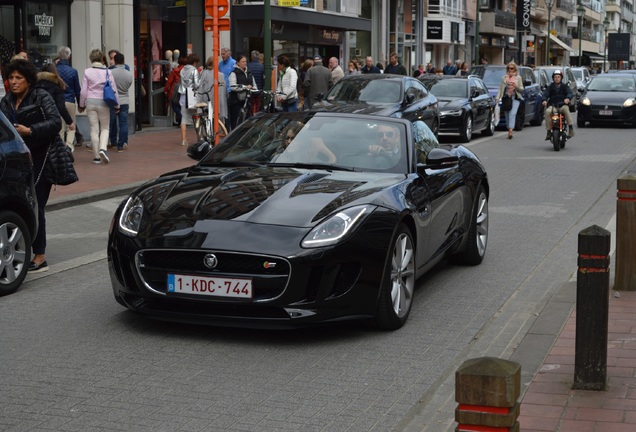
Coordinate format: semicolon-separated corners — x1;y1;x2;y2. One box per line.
475;193;489;256
390;233;415;317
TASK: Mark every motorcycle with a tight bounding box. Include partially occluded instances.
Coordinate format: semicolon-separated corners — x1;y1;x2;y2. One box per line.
546;102;569;152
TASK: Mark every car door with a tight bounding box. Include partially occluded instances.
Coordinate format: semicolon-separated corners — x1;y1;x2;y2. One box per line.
470;78;490;130
410;121;465;266
402;78;437;129
520;68;539;121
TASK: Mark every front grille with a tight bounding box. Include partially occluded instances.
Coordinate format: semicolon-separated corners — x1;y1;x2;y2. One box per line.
136;249;290;301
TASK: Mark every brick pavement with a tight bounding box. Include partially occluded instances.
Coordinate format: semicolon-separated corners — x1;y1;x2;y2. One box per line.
47;126;636;431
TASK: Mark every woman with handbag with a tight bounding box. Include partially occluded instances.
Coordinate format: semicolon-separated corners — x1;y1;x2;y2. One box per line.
496;62;524;139
178;53;200;146
78;49;120;164
228;54;257;130
0;59;62;272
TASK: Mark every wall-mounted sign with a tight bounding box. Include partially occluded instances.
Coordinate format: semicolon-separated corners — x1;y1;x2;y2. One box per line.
317;28;343;45
279;0;300;6
34;13;53;36
427;21;443;40
517;0;531;31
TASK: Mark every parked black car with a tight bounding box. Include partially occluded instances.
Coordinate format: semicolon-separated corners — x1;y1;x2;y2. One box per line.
469;64;544;129
0;110;38;296
419;75;495;142
108;112;489;330
313;74;440;136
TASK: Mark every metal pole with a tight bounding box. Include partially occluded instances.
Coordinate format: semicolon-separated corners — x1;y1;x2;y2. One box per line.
263;0;271;91
546;4;551;65
604;29;608;73
579;17;583;66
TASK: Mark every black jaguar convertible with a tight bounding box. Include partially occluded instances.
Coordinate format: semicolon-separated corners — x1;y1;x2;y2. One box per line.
107;112;489;330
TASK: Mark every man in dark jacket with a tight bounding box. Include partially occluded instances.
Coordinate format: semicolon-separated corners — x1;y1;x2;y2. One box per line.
303;55;331;109
384;52;407;75
361;56;381;74
247;50;264;91
542;69;575;139
55;46;83;149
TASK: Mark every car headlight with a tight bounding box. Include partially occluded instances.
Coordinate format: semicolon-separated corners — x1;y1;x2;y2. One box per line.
441;109;463;117
302;205;376;248
581;97;591;106
624;98;636;107
118;195;144;237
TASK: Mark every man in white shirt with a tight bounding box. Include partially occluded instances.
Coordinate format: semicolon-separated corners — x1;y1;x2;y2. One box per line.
328;57;344;86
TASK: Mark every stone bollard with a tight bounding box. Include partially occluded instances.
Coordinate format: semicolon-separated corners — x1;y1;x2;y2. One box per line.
455;357;520;432
615;172;636;291
574;224;610;390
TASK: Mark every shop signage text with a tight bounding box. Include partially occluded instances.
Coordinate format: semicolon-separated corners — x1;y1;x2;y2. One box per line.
35;13;54;36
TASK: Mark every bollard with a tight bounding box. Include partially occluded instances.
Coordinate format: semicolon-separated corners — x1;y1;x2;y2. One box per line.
455;357;520;432
616;173;636;291
573;224;610;391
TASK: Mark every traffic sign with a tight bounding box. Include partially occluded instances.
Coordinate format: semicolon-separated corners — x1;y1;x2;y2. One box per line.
204;18;230;32
205;0;229;18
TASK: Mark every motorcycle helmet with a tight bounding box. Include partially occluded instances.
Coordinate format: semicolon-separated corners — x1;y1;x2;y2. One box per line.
552;70;563;78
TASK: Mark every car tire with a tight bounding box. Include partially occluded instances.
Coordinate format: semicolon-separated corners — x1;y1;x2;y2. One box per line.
0;210;32;297
530;106;544;126
482;110;495;136
374;225;416;330
514;104;525;131
451;186;488;266
460;114;473;143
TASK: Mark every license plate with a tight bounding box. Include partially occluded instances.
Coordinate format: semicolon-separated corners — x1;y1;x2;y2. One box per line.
167;274;253;298
599;110;613;115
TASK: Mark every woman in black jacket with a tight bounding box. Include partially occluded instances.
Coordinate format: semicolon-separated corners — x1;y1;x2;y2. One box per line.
0;59;62;272
36;62;75;159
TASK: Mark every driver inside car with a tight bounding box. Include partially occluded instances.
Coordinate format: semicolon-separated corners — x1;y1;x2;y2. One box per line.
542;70;575;140
369;124;401;161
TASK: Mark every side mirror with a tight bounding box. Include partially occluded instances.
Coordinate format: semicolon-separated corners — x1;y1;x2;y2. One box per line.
187;140;213;161
420;148;459;169
315;92;324;102
405;93;416;104
470;90;479;99
524;79;533;86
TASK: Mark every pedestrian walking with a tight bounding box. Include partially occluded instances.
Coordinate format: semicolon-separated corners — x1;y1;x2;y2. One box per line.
35;63;75;161
79;48;120;164
384;52;407;75
1;59;62;272
109;53;133;152
361;56;381;74
164;56;186;126
55;46;84;151
328;57;345;85
276;55;298;112
228;54;257;129
178;53;200;146
198;56;228;127
347;60;360;76
443;59;457;75
247;50;264;92
496;61;524;140
303;55;331;109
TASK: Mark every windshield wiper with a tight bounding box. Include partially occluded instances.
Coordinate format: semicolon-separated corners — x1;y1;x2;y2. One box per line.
201;160;266;167
267;162;360;172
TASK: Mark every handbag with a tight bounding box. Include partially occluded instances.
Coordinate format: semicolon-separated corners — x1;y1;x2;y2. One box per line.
103;69;118;108
185;86;198;109
501;94;513;112
36;136;79;186
16;104;46;127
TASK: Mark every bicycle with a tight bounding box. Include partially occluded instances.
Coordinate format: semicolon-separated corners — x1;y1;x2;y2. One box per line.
235;86;261;127
192;101;228;144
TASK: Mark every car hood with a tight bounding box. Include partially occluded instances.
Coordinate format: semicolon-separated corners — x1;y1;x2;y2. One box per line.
583;91;636;104
312;101;400;117
138;166;406;229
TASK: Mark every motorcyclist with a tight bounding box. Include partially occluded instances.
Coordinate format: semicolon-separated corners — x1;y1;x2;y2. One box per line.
542;70;575;140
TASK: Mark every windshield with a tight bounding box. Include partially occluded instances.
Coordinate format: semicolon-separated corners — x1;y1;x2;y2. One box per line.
427;79;467;98
571;69;583;80
587;76;636;92
327;79;403;104
200;113;410;173
478;68;506;87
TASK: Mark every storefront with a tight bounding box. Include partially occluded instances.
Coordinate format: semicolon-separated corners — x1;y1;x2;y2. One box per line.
229;4;372;71
0;0;72;68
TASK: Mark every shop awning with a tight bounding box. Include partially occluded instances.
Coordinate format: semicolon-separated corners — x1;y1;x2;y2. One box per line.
541;30;575;52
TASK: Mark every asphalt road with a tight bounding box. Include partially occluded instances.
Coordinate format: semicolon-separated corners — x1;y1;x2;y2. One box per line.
1;121;634;432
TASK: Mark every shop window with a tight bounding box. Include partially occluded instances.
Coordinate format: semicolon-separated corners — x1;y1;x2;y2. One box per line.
25;3;69;68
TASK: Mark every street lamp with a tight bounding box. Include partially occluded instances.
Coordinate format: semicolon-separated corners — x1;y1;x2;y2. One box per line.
577;4;585;67
545;0;555;65
603;16;610;73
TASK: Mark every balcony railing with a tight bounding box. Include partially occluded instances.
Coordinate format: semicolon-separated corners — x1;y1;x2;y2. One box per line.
427;3;463;19
479;8;516;29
